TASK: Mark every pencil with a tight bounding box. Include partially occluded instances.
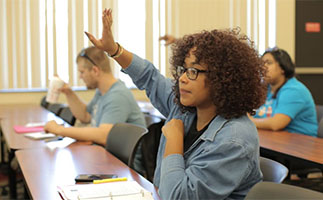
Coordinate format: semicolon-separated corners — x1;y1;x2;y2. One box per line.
93;177;127;184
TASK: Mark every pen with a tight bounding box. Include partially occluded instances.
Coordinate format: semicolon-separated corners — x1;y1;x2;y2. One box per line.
44;136;64;142
93;177;127;184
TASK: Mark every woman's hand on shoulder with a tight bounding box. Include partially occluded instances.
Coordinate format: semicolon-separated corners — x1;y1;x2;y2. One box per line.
162;119;184;140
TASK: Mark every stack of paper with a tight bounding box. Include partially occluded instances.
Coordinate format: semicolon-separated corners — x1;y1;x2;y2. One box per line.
24;132;57;140
58;181;154;200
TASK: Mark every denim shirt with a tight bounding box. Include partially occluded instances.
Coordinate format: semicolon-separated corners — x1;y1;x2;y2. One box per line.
123;54;262;200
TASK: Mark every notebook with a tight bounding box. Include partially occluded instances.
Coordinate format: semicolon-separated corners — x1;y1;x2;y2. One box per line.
24;132;57;140
14;125;44;133
58;181;153;200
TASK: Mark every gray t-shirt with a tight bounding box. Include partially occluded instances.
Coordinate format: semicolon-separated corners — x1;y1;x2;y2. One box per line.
86;80;146;127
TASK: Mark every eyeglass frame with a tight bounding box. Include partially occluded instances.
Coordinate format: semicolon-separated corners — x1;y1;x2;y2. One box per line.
176;65;208;80
79;49;97;66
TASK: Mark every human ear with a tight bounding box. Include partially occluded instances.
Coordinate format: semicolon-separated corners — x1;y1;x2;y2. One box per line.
92;65;100;75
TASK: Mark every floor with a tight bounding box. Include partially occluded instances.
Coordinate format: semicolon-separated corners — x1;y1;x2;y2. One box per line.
284;173;323;193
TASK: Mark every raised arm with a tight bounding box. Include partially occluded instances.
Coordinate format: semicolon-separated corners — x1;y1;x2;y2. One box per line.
59;84;91;123
85;8;176;117
159;34;177;46
85;8;132;69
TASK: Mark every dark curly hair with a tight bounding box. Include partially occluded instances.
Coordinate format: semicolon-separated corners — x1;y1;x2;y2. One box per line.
170;28;267;119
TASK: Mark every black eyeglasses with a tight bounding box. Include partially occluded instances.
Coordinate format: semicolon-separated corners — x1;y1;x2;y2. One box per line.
176;66;208;80
80;50;96;66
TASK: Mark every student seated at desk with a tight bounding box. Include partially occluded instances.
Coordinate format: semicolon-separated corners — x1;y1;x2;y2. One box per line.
85;8;267;199
249;47;318;137
44;46;146;145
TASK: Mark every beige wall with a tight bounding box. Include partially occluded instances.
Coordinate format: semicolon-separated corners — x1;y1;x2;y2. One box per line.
0;0;295;105
276;0;295;60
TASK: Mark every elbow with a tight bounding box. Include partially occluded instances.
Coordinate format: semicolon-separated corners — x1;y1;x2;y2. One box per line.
270;124;285;131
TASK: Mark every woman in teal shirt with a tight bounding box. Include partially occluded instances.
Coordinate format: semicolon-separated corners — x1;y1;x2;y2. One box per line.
250;47;318;137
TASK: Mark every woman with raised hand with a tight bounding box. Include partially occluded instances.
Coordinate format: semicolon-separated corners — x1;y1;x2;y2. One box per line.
86;8;266;200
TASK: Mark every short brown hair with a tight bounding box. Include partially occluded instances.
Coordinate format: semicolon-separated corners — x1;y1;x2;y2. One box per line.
170;28;267;119
76;46;111;73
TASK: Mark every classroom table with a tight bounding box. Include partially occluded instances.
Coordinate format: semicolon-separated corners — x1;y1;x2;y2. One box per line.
0;104;67;198
15;143;160;200
0;104;159;199
258;129;323;170
0;104;65;150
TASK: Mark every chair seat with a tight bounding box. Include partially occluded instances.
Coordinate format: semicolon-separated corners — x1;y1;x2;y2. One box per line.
260;157;289;183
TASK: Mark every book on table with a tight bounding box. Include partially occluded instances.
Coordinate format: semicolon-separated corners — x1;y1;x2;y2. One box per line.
58;180;154;200
24;132;57;140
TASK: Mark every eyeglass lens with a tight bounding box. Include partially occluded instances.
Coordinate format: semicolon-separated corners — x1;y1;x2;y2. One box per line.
177;66;199;80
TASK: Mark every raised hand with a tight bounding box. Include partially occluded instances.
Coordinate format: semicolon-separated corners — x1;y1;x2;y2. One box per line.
85;8;118;56
159;34;177;46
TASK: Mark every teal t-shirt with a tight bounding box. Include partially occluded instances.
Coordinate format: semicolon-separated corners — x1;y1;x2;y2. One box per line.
254;77;318;137
86;80;146;128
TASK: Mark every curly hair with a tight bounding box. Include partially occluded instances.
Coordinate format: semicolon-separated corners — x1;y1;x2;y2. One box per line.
170;28;267;119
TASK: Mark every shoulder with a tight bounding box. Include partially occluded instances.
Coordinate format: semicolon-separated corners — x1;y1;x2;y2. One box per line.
107;81;132;97
279;77;312;98
205;116;259;152
282;78;308;91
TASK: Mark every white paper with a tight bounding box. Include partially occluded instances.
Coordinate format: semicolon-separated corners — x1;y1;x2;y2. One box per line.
25;122;46;127
58;181;153;200
24;132;56;139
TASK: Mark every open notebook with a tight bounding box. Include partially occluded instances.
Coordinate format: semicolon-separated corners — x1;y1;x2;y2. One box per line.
58;180;154;200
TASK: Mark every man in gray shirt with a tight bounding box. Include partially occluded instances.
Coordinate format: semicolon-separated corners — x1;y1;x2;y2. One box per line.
44;46;146;146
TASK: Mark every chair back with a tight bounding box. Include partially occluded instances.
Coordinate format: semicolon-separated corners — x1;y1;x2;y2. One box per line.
245;182;323;199
140;120;164;182
316;105;323;138
317;118;323;138
260;157;288;183
40;96;49;109
315;105;323;123
48;104;65;116
144;114;163;127
59;107;76;126
105;123;148;167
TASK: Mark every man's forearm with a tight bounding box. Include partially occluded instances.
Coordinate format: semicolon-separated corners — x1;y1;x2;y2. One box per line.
65;92;90;123
55;125;112;146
